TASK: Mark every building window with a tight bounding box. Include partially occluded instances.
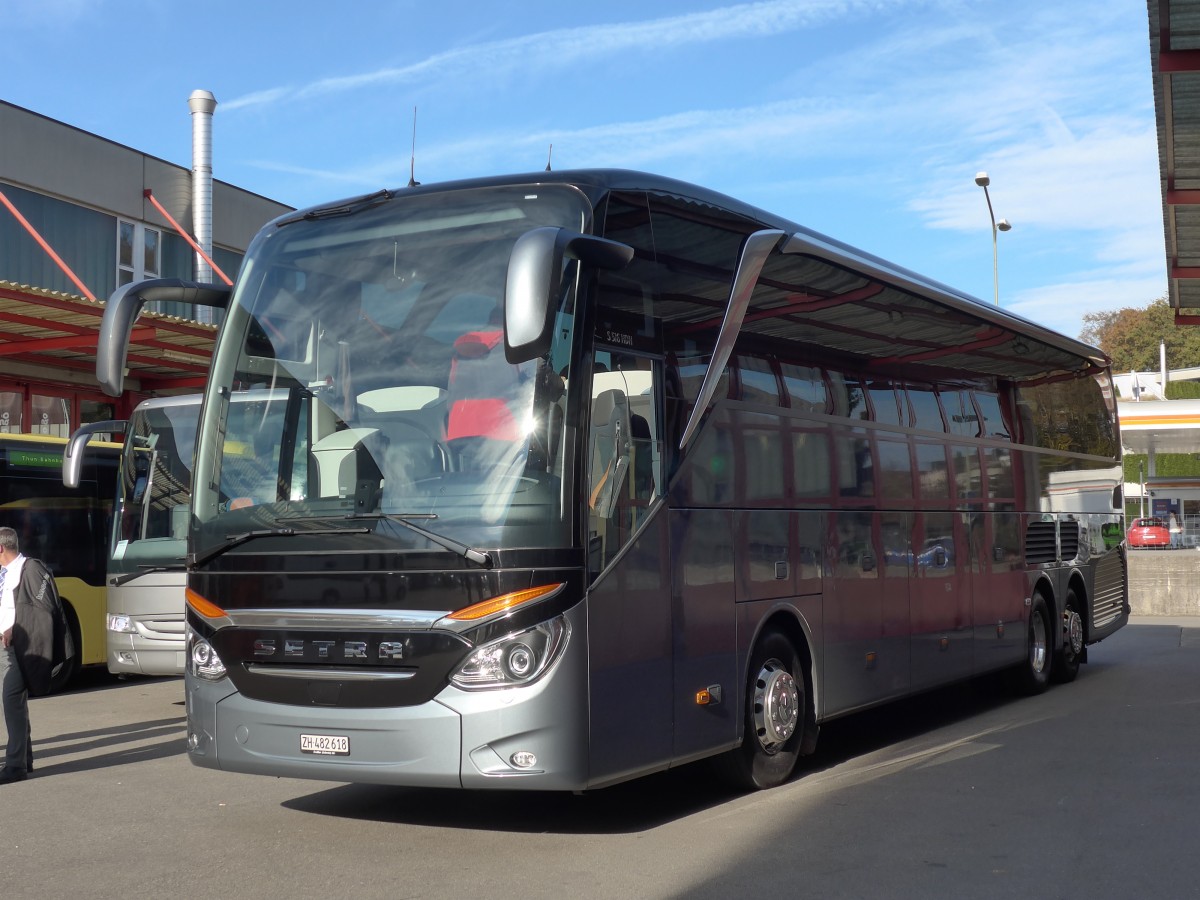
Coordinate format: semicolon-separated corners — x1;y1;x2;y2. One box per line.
118;219;161;288
0;392;22;433
31;393;70;437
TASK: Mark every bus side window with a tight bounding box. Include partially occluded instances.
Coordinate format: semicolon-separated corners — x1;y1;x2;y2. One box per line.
972;391;1010;440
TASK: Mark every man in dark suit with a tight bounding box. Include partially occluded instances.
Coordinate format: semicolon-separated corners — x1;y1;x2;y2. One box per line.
0;525;32;784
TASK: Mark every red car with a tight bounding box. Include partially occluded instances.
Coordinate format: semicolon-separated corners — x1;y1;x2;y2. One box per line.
1128;517;1171;548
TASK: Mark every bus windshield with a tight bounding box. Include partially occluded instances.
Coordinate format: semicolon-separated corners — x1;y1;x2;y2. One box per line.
193;183;591;558
114;398;198;571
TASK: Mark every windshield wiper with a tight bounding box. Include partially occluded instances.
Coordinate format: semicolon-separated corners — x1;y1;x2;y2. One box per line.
111;562;186;587
350;513;494;568
188;526;370;568
283;513;494;571
276;513;494;568
276;189;394;227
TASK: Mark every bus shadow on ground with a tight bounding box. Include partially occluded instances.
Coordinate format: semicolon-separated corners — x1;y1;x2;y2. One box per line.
281;670;1055;834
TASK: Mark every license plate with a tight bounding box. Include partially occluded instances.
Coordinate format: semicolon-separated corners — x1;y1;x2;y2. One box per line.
300;733;350;756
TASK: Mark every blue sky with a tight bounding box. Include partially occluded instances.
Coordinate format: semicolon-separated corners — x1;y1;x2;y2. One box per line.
3;0;1160;342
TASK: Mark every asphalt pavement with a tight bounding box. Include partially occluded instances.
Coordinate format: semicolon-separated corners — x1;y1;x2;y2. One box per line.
1;616;1198;900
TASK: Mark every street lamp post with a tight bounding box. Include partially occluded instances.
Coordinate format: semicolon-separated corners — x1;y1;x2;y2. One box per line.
974;172;1011;305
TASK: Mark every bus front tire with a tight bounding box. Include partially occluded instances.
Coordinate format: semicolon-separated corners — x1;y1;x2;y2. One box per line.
714;629;805;791
1015;593;1052;695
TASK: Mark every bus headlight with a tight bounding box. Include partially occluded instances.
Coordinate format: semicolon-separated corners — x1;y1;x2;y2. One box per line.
189;636;227;681
450;616;570;690
107;614;136;633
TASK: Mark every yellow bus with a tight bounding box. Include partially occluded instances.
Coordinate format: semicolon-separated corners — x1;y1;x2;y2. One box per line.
0;432;119;691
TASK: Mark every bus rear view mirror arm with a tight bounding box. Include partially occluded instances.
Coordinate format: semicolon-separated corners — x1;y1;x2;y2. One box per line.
504;227;633;364
97;278;232;397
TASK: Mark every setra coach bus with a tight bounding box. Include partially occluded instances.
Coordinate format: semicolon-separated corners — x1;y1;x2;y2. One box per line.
95;170;1128;790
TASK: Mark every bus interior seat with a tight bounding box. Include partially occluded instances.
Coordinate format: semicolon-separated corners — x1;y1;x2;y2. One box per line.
370;416;446;491
445;324;522;469
170;504;189;539
588;389;630;517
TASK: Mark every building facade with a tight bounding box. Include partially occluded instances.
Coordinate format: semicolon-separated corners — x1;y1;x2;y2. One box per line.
0;99;291;434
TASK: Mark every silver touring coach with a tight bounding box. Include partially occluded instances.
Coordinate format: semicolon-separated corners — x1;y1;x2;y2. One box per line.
95;170;1128;791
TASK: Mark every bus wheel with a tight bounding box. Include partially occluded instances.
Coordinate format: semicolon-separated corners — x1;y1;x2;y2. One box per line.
47;604;81;695
714;629;804;790
1051;589;1083;684
1015;593;1052;695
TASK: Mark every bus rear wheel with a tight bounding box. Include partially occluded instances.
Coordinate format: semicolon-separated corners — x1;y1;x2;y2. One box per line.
714;629;805;790
1052;589;1083;684
1014;593;1051;695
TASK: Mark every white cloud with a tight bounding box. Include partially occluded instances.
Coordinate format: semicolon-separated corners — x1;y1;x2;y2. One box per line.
224;0;933;111
0;0;97;26
223;0;1162;350
222;87;293;114
912;122;1160;237
1008;274;1168;342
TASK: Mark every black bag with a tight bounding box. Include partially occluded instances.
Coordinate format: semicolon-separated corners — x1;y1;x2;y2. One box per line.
13;559;74;696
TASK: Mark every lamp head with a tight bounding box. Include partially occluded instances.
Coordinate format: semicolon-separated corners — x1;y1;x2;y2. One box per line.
997;218;1012;232
974;172;990;187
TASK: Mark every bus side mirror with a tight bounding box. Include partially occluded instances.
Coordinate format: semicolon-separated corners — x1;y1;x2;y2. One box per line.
504;227;634;364
63;420;127;488
97;279;231;397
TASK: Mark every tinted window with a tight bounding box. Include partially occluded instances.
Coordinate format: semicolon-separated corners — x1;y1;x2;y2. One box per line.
793;428;831;497
780;363;827;412
941;390;977;437
973;392;1010;439
835;431;874;498
830;372;869;420
737;356;780;406
984;447;1014;499
915;442;949;499
952;445;982;501
907;386;945;432
877;437;912;499
868;381;902;426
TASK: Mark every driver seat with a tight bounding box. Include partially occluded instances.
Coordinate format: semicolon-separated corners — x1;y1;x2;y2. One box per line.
445;328;522;469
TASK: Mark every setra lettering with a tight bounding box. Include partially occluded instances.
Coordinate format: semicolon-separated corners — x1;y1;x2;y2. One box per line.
249;637;406;661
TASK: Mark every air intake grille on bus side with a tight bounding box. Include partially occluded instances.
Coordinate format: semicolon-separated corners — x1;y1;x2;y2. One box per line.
1024;521;1058;566
1059;521;1080;561
1091;551;1127;629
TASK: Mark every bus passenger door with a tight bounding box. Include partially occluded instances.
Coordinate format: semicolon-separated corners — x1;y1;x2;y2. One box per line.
585;350;677;784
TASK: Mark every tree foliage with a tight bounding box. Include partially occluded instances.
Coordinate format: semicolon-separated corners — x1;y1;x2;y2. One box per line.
1080;298;1200;372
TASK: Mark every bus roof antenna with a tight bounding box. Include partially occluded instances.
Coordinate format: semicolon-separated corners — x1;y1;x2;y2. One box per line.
545;144;553;172
408;106;420;187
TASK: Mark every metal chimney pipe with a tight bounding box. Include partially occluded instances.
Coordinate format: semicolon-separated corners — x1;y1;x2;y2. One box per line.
188;90;217;292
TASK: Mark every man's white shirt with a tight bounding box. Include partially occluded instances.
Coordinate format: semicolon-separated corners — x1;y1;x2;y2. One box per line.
0;553;27;635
